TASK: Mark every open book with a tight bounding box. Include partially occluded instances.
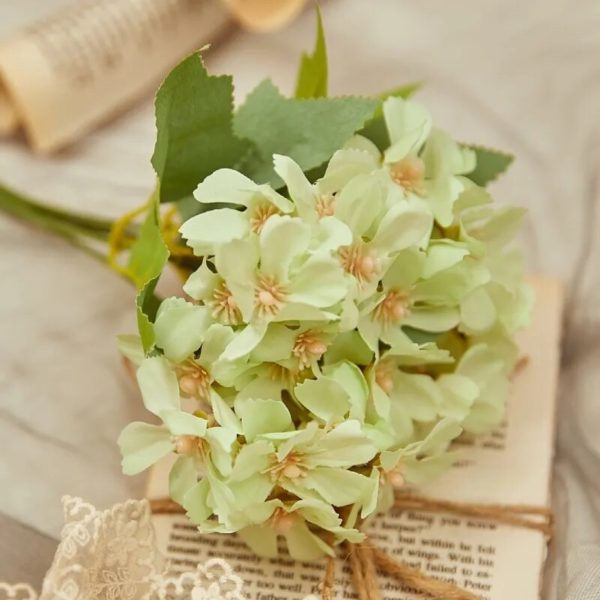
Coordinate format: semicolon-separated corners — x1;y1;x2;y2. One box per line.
146;276;563;599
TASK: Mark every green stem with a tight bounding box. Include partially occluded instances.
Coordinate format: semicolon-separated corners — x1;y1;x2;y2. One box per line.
0;182;119;263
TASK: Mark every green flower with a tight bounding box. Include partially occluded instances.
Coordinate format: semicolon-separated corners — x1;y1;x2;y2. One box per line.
239;497;363;561
214;215;350;360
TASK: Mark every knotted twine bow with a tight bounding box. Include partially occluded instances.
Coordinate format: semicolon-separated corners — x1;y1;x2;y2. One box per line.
151;492;553;600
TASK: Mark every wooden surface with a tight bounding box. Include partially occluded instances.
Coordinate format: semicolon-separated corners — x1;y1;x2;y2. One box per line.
1;0;599;596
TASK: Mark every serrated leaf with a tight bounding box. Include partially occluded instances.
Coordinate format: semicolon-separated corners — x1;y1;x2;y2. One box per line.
464;145;514;186
234;80;378;185
151;53;250;203
359;82;423;150
126;188;169;352
294;7;328;99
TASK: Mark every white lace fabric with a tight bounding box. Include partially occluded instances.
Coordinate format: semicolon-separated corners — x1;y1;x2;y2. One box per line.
0;497;248;600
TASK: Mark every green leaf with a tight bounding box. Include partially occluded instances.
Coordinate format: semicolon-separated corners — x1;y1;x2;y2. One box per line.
234;80;377;185
151;53;250;203
464;145;514;186
359;82;422;150
294;7;328;99
127;187;169;352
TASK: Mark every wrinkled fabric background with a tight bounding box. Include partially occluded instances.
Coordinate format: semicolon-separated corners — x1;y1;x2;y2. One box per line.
1;1;599;597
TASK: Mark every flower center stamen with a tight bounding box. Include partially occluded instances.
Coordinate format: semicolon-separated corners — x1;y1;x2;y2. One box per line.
266;452;307;482
373;290;411;325
174;435;201;456
271;508;297;534
255;275;287;317
293;330;328;368
315;194;336;218
250;204;280;234
339;243;379;284
375;360;395;394
389;156;425;195
210;282;241;325
177;361;211;401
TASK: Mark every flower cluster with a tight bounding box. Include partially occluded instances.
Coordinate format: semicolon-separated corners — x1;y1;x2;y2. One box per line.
119;97;532;560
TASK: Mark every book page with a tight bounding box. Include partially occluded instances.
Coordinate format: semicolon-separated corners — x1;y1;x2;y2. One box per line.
147;276;563;600
0;0;230;152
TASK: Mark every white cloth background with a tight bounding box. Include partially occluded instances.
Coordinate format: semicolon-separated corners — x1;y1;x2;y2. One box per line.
1;0;599;598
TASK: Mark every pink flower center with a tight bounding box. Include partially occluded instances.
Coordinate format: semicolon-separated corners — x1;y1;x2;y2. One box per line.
339;243;379;284
375;360;395;394
267;452;307;482
255;275;287;317
176;361;211;401
293;330;328;367
250;203;280;234
389;156;425;195
210;282;241;325
271;508;297;534
315;194;336;218
373;290;411;325
174;435;201;456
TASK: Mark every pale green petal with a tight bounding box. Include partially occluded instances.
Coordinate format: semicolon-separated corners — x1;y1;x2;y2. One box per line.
334;172;385;237
183;479;212;524
155;298;211;362
194;168;261;206
259;216;311;280
215;238;258;320
161;410;207;437
116;334;145;366
403;306;460;332
324;361;368;421
180;208;250;255
210;390;242;433
320;148;379;195
250;324;296;363
198;324;234;366
137;357;180;416
272;154;316;220
206;427;237;476
343;134;382;161
194;168;292;212
292;498;342;530
371;203;432;256
423;176;464;228
169;456;197;504
274;303;338;322
118;422;172;475
305;420;378;467
276;422;320;461
183;261;220;301
457;344;504;384
294;376;349;424
460;287;497;333
422;242;469;279
357;312;384;353
383;97;432;161
221;322;268;361
422;129;475;178
285;520;333;561
403;452;461;485
236;398;293;441
437;374;478;421
405;418;463;456
237;375;285;403
300;467;371;506
239;524;279;558
362;468;381;518
382;248;425;290
310;216;353;254
288;256;348;307
230;440;274;481
390;371;441;422
324;330;373;366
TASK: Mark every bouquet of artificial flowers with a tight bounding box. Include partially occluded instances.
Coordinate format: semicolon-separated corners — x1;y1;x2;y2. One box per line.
116;14;532;562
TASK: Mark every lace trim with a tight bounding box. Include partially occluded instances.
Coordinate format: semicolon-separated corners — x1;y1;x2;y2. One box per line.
0;497;317;600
